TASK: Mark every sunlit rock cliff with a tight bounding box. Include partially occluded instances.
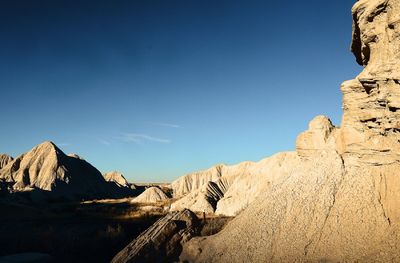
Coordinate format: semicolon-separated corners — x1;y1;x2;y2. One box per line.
178;1;400;262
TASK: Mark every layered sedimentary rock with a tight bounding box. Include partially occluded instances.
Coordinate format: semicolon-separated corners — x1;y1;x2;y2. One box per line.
104;171;130;188
171;165;225;197
296;116;338;158
181;150;347;262
171;179;227;214
112;209;200;263
214;152;297;216
340;0;400;166
0;154;13;169
132;186;169;203
0;141;112;199
179;1;400;262
171;152;297;216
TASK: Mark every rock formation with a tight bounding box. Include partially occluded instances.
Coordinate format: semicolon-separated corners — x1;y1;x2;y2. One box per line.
132;186;169;203
171;179;226;214
0;154;13;170
111;209;200;263
0;141;117;200
171;152;296;216
171;165;225;197
178;1;400;262
104;171;130;188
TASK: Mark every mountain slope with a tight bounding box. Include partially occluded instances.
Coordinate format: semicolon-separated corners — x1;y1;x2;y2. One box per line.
104;171;130;188
0;154;13;170
171;152;296;215
0;141;113;199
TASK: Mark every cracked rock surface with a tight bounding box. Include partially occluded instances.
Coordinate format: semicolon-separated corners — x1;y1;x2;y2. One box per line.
111;209;200;263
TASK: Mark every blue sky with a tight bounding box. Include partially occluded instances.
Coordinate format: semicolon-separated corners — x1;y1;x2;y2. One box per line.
0;0;361;182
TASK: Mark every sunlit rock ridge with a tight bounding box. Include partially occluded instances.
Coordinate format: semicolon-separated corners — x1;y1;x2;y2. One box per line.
0;141;127;200
178;0;400;262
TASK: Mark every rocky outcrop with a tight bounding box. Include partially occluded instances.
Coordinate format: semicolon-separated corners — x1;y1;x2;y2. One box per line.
132;186;169;203
112;209;200;263
179;1;400;262
214;152;297;216
351;0;400;79
171;179;227;214
0;154;13;170
0;141;115;200
296;115;338;158
104;171;130;188
171;152;297;216
340;0;400;166
181;150;347;262
171;165;224;197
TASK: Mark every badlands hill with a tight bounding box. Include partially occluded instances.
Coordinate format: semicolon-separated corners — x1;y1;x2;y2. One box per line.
170;152;296;216
0;154;13;169
132;186;169;203
0;141;128;200
104;171;130;188
177;0;400;262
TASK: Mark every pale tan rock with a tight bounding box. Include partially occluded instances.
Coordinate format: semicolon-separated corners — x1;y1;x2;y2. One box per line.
104;171;130;188
132;186;169;203
67;153;84;159
171;165;224;197
0;141;110;199
0;154;13;170
215;152;297;216
352;0;400;79
171;180;226;214
296;115;338;158
111;209;200;263
171;154;297;216
181;150;400;262
179;1;400;262
339;0;400;166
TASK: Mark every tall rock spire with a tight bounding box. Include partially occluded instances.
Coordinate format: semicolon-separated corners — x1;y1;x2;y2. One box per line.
340;0;400;165
177;1;400;262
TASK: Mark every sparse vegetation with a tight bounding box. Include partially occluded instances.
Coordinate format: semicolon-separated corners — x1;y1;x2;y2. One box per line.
199;216;233;236
0;199;170;263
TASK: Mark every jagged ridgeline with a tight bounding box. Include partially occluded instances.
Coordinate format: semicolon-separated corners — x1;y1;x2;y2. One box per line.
177;0;400;262
0;141;136;201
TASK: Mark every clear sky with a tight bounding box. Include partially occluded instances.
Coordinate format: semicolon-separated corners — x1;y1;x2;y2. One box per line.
0;0;362;182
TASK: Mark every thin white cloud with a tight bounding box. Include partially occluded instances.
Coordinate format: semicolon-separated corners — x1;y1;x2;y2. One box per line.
148;122;182;128
118;133;171;144
58;142;70;147
98;139;111;146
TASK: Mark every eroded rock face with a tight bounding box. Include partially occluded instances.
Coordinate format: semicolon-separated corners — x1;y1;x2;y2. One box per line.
179;1;400;262
0;154;13;170
132;186;169;203
351;0;400;79
111;209;200;263
180;151;347;262
296;115;338;158
171;179;227;214
171;153;297;216
0;141;111;199
104;171;130;188
340;0;400;165
171;165;224;197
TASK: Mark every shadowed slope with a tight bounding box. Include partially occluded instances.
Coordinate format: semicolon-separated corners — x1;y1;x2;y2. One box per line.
0;141;121;200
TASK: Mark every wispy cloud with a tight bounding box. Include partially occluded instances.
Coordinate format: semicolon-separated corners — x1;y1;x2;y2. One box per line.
98;139;111;146
118;133;171;144
58;142;70;147
148;122;182;128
